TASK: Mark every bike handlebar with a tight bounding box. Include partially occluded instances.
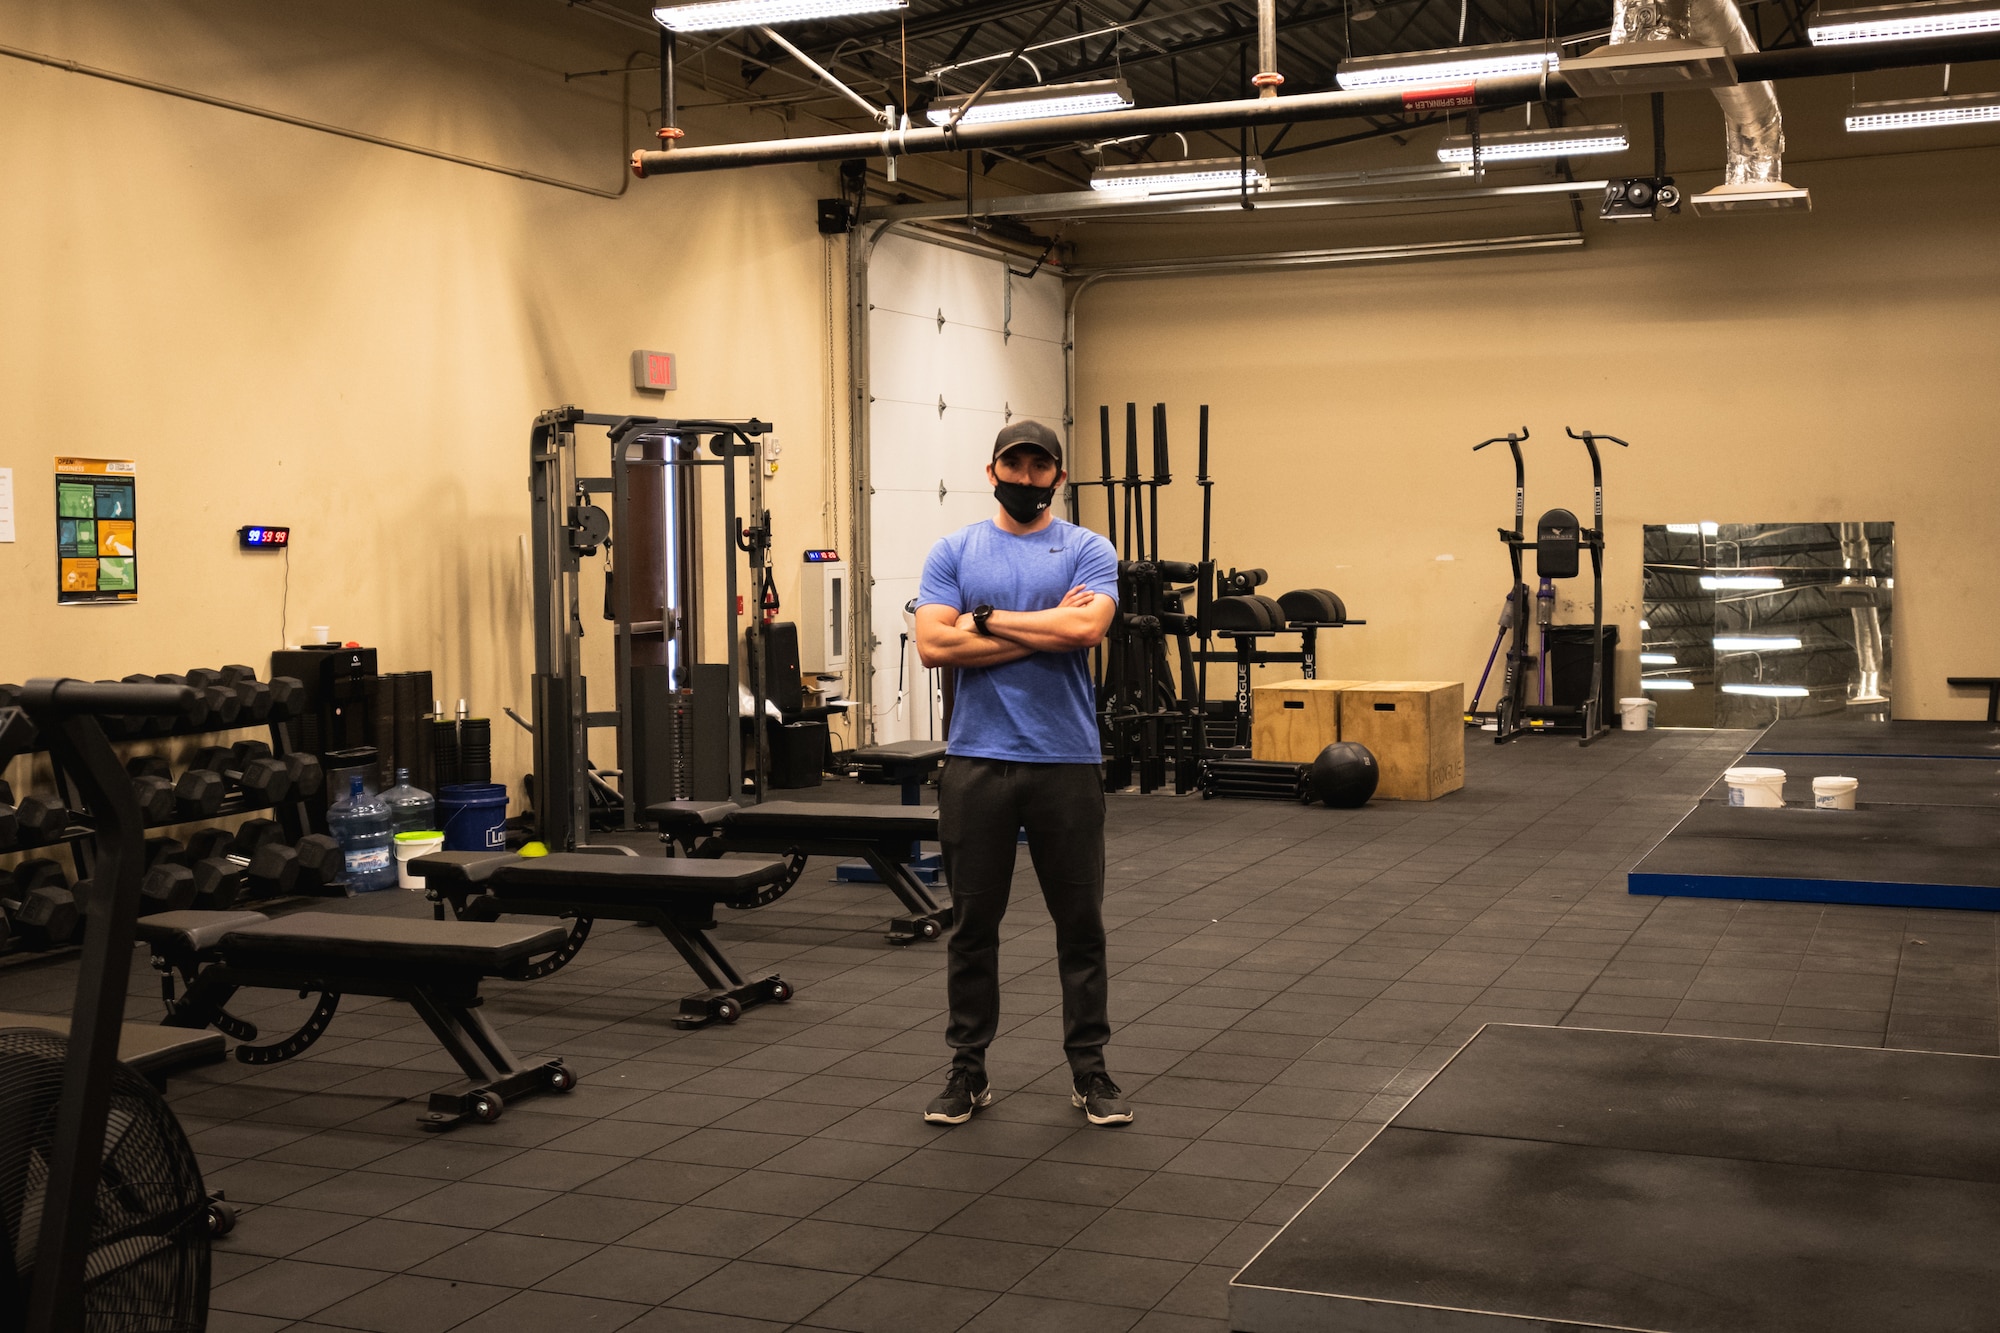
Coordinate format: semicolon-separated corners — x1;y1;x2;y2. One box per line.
1472;427;1530;452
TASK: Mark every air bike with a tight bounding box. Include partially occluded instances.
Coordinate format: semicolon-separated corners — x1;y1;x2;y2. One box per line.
1465;427;1630;746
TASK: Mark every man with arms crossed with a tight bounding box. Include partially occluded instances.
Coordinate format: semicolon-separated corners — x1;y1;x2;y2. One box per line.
914;420;1131;1127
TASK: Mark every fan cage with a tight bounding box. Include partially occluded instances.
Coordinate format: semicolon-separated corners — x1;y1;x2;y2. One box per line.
0;1027;210;1332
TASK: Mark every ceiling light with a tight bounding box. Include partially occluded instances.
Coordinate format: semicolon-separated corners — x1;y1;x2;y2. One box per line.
1640;653;1678;665
1845;90;2000;130
926;79;1133;126
653;0;905;32
1559;38;1736;95
1666;523;1701;534
1437;124;1628;163
1809;0;2000;44
1714;636;1804;651
1721;683;1811;697
1690;181;1813;214
1335;40;1558;92
1640;619;1651;629
1091;156;1268;196
1701;575;1784;590
1642;679;1695;690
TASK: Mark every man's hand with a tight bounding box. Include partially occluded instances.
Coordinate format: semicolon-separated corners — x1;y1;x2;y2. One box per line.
983;586;1116;653
916;603;1033;669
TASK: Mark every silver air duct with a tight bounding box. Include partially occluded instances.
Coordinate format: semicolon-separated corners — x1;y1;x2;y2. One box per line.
1837;522;1889;706
1684;0;1785;186
1568;0;1809;210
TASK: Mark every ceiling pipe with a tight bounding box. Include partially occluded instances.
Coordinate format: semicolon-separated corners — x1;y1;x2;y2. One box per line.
629;31;2000;177
1254;0;1282;97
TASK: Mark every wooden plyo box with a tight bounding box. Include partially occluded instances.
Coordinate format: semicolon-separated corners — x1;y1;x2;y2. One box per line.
1337;681;1465;801
1251;680;1365;764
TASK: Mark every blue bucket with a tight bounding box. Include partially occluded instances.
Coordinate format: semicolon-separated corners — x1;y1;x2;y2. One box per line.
439;783;509;852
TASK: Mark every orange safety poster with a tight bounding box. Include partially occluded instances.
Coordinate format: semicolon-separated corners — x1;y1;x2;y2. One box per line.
55;457;138;603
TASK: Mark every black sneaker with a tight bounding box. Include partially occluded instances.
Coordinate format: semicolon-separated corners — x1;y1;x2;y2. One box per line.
923;1068;992;1125
1072;1072;1134;1125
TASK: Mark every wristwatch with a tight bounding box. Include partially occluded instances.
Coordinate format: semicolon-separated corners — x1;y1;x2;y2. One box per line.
971;604;994;636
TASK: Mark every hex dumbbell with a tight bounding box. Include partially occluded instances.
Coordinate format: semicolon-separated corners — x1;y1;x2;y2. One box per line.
2;860;81;950
123;756;179;825
0;779;71;848
190;742;294;806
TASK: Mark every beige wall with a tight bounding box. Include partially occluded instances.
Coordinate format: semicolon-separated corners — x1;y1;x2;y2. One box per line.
0;0;848;809
1073;137;2000;720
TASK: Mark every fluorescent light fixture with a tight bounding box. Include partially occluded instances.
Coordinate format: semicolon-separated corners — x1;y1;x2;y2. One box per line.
1845;90;2000;130
1437;124;1628;163
1640;619;1651;629
1701;575;1784;590
1666;523;1701;534
1336;39;1557;91
1691;181;1813;214
1721;683;1810;697
1640;653;1678;665
1091;156;1268;196
654;0;904;31
1642;679;1696;691
926;79;1133;126
1809;0;2000;44
1559;38;1736;95
1714;636;1804;651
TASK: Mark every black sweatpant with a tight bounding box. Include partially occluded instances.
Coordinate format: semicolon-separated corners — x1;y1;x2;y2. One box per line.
938;756;1109;1081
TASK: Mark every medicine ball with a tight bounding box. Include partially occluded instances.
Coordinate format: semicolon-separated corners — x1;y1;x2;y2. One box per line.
1309;742;1378;808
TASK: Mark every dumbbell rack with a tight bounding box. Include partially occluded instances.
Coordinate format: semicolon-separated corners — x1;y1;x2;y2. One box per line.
0;674;347;963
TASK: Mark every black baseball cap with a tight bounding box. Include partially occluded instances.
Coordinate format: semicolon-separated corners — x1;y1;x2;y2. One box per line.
992;420;1063;468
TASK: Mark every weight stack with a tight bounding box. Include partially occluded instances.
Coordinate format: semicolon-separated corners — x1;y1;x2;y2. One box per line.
369;676;397;777
390;673;420;787
1198;758;1310;802
432;717;461;789
459;718;491;785
408;671;435;793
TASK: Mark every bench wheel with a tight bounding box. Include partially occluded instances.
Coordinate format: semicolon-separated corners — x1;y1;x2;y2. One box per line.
206;1197;236;1239
770;980;793;1003
715;997;742;1024
917;918;943;941
547;1064;577;1093
470;1089;505;1123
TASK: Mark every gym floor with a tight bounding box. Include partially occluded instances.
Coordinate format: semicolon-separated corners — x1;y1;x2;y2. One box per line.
8;727;1997;1333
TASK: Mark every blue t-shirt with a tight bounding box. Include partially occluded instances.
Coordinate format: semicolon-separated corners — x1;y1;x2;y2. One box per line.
917;518;1119;765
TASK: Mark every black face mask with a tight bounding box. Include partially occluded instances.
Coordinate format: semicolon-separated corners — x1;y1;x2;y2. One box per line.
994;478;1057;524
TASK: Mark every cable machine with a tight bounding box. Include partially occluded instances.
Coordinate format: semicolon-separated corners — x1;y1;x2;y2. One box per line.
528;407;772;850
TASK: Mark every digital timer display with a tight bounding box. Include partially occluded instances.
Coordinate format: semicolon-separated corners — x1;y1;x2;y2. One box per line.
803;549;841;562
239;525;291;549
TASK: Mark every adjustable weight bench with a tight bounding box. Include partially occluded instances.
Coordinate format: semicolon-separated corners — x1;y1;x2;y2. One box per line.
136;909;575;1130
413;848;796;1029
649;799;952;943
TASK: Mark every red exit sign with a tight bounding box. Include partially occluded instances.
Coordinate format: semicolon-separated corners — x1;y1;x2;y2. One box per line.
631;349;676;393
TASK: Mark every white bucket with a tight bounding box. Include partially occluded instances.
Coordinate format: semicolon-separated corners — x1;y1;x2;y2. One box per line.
1724;766;1787;807
1813;776;1859;810
1618;697;1653;731
394;831;446;889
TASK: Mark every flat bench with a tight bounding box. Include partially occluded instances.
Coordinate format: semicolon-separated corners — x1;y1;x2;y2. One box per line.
136;909;574;1129
413;847;794;1028
648;798;952;943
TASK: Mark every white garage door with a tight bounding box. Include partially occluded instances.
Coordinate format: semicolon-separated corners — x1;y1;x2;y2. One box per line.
863;231;1067;742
